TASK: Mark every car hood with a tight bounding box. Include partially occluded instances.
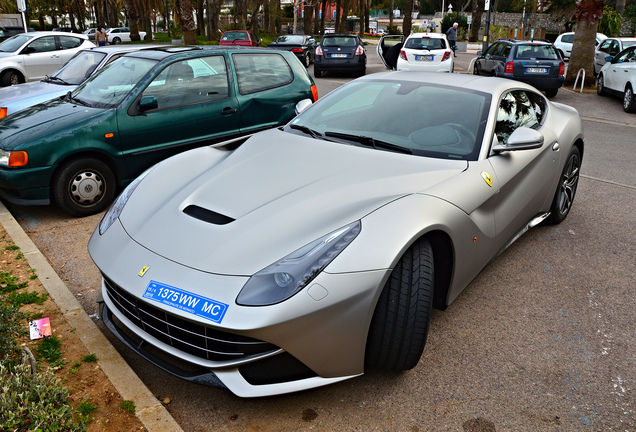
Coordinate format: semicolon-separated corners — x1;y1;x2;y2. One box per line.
0;52;18;58
0;99;107;148
0;81;69;109
119;128;467;275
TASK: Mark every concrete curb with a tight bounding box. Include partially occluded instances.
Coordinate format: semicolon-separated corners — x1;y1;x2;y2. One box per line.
0;202;184;432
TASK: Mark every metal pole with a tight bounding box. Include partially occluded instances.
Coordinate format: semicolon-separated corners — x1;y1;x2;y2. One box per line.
482;0;490;52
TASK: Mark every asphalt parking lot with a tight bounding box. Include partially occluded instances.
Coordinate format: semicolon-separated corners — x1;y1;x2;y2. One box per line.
3;45;635;431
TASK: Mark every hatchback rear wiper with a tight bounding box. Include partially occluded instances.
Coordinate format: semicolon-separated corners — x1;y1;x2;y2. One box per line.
46;75;71;85
290;124;323;139
324;131;413;154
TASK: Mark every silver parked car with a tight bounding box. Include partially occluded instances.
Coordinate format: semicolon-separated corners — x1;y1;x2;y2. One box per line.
0;31;95;86
89;73;584;397
0;44;162;119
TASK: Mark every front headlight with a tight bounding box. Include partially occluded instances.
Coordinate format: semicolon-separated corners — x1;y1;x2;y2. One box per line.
98;165;156;235
236;221;361;306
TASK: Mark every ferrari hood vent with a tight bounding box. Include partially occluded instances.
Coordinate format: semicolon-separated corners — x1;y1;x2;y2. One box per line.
183;205;235;225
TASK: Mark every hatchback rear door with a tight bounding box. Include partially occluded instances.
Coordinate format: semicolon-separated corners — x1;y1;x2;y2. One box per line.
377;35;404;69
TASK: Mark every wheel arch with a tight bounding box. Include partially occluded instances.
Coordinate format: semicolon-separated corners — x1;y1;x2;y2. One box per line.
50;150;123;194
1;68;25;83
425;230;454;311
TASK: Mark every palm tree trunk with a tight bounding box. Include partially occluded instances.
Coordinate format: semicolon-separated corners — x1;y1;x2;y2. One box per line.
565;0;604;87
402;0;413;35
178;0;197;44
125;0;141;41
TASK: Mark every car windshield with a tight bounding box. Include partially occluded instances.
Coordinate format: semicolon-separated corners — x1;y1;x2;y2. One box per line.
72;56;157;108
274;35;305;44
322;36;358;47
50;50;107;85
404;37;446;50
515;45;559;60
0;34;33;52
287;79;490;161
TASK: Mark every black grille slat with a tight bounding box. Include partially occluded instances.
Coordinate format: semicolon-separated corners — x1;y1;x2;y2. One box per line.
103;276;277;361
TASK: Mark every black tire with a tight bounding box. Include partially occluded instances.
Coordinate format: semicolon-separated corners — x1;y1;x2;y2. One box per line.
313;67;322;78
597;73;607;96
545;88;559;97
52;158;117;217
473;64;480;76
365;237;434;371
545;146;581;224
358;66;366;77
302;53;310;67
112;37;121;44
1;70;22;87
623;84;636;113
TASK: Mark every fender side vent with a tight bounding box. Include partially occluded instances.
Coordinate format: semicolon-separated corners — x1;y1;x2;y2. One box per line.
183;205;234;225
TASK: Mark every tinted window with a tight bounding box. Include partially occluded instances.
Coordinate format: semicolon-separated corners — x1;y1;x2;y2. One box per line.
27;36;56;53
233;53;293;94
322;36;359;47
58;35;83;49
515;44;559;60
484;43;499;56
598;40;612;53
222;31;248;41
142;55;229;109
405;37;446;50
562;34;574;43
495;91;540;145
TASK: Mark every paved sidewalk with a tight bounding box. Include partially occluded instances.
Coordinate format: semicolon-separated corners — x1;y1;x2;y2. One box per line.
0;201;184;432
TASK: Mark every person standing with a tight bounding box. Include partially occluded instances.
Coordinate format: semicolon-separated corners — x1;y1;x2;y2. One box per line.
96;27;108;46
446;22;458;57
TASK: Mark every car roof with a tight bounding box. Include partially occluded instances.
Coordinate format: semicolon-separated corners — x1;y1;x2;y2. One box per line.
496;38;551;46
81;44;166;54
10;31;87;37
123;45;284;61
407;33;445;38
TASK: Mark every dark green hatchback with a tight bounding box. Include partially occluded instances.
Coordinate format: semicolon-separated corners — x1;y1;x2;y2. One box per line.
0;46;318;216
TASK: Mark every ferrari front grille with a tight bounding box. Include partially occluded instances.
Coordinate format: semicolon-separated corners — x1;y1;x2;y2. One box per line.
103;276;277;361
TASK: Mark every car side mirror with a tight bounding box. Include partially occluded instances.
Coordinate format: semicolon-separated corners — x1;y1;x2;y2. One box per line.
492;127;544;152
138;96;158;112
363;41;369;46
295;98;313;115
476;50;483;56
606;55;614;62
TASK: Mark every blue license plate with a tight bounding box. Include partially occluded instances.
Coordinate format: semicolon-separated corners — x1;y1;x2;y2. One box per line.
331;53;347;58
415;55;434;61
143;280;228;324
526;67;547;74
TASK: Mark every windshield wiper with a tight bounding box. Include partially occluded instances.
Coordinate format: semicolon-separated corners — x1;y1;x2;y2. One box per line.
324;131;413;154
65;91;91;107
46;75;71;85
290;124;323;139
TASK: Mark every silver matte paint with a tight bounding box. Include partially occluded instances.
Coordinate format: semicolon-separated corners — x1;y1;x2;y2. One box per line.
89;73;584;397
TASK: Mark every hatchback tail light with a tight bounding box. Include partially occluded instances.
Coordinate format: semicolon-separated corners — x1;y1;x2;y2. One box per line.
559;62;565;75
400;50;407;61
291;48;303;53
355;45;364;56
505;61;514;74
442;51;451;62
315;46;323;56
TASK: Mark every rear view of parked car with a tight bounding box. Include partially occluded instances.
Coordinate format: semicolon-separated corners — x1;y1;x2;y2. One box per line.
474;39;564;97
314;34;367;77
378;33;453;73
596;46;636;112
219;30;260;47
0;31;95;86
267;34;316;67
0;47;317;216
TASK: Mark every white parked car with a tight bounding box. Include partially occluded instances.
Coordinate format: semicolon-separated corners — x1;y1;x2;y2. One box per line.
553;31;607;59
594;37;636;75
106;27;147;44
596;45;636;113
0;31;94;86
377;33;453;73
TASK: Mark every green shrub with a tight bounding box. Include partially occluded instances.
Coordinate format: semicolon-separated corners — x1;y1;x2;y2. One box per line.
35;335;63;363
0;296;27;360
0;270;29;294
0;364;86;432
120;400;136;413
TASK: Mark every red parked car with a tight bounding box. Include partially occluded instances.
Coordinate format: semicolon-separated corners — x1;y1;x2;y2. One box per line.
219;30;261;47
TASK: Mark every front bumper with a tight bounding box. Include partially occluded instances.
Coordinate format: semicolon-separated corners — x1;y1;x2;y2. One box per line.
89;219;390;397
0;165;54;205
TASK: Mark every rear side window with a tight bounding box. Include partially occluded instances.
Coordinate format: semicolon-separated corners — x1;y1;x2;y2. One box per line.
233;53;293;94
405;37;446;50
515;45;559;60
58;36;83;49
562;34;574;43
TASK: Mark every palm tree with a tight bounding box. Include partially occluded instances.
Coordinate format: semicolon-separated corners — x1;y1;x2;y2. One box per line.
177;0;196;44
402;0;413;35
565;0;605;87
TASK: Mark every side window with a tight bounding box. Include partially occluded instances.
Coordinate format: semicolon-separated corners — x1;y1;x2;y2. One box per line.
562;34;574;43
26;36;56;53
525;91;546;125
495;91;540;145
598;40;611;53
609;41;619;56
58;36;83;49
500;44;511;58
141;55;229;110
233;53;293;94
484;43;499;56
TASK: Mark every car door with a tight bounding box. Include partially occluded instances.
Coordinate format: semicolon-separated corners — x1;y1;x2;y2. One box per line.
116;54;240;180
21;35;62;81
477;42;500;75
231;52;300;133
595;39;613;74
604;48;634;92
487;90;561;250
377;35;404;69
56;35;85;63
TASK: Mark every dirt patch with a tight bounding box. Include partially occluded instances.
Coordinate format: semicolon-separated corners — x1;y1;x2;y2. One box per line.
1;225;146;432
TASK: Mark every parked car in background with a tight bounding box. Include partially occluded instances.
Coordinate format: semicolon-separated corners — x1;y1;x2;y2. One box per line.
267;34;316;67
106;27;147;44
52;27;82;33
0;47;318;216
594;37;636;75
473;39;564;97
553;31;607;59
377;34;405;70
83;27;97;42
314;34;367;77
0;26;35;42
378;33;453;73
88;72;583;398
596;45;636;113
0;31;94;86
219;30;260;47
0;45;162;119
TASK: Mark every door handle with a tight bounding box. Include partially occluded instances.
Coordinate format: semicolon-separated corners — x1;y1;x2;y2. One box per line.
221;107;237;115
